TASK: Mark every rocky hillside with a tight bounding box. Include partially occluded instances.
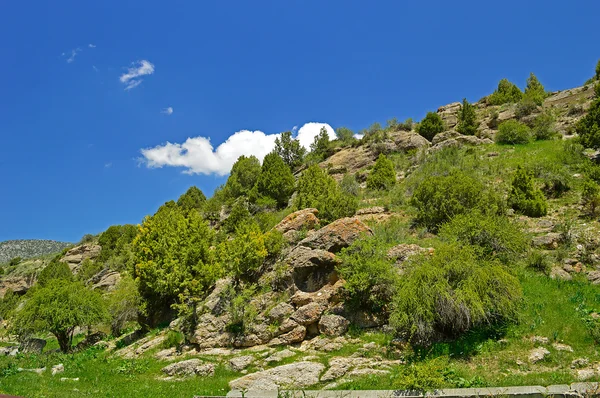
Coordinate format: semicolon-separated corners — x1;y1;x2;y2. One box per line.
0;240;72;264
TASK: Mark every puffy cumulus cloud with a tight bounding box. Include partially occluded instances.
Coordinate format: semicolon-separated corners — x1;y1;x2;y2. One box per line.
296;122;335;150
140;122;335;176
140;130;279;176
120;60;155;90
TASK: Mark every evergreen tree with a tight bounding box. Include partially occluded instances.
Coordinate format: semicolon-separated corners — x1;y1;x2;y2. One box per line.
576;82;600;149
275;131;306;170
416;112;445;141
367;154;396;190
222;199;252;233
596;59;600;81
456;98;480;136
310;127;330;160
488;78;523;105
255;152;295;208
225;155;261;199
37;259;72;287
524;72;547;105
176;186;207;212
335;127;355;144
508;166;547;217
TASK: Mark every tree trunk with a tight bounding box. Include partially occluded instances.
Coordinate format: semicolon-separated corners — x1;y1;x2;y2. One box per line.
54;329;73;353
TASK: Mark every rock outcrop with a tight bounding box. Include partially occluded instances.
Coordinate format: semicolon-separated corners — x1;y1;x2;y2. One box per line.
229;361;325;390
60;244;101;273
299;217;372;253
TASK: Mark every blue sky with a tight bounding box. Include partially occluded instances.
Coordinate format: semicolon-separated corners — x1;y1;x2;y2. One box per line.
0;1;598;242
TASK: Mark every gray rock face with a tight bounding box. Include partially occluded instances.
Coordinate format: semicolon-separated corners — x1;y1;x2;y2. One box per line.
0;346;18;356
229;355;256;372
267;303;294;323
318;315;349;336
529;347;550;363
531;233;561;249
161;359;215;377
299;217;372;253
265;348;295;363
291;302;326;326
60;244;101;273
90;271;121;291
19;338;46;354
229;361;325;390
274;209;319;235
287;246;340;293
191;313;234;348
390;131;431;151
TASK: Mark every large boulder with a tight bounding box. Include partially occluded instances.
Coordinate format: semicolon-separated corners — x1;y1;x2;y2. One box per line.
437;102;461;129
228;361;325;390
389;131;431;152
274;209;319;235
60;244;101;273
286;246;341;292
299;217;372;253
161;359;214;377
531;233;561;250
318;315;349;336
190;313;234;348
90;271;121;291
291;302;326;326
0;275;35;297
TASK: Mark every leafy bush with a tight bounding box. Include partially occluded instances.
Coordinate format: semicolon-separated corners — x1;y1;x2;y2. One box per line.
410;171;504;232
263;230;286;259
295;165;358;223
337;238;398;314
107;274;141;336
398;118;414;131
456;98;479;136
576;83;600;149
582;180;600;218
132;201;218;326
335;127;355;144
495;120;532;145
224;155;262;200
515;98;539;119
390;243;521;346
176;186;207;212
275;131;306;170
13;280;107;352
221;199;252;233
8;257;21;267
508;166;547;217
98;224;138;263
367;154;396;190
523;72;548;106
488;110;500;129
340;173;360;197
417;112;445;141
254;152;295;208
526;250;551;274
439;211;528;263
37;258;72;287
218;222;267;280
223;284;259;334
309;126;331;161
162;330;184;349
487;78;523;105
0;289;19;320
532;110;558;140
77;258;103;282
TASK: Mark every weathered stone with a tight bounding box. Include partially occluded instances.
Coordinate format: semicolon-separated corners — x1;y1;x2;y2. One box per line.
299;217;372;253
432;130;462;145
387;244;430;263
291;302;326;326
228;361;325;390
277;318;299;334
60;244;101;273
321;357;354;381
229;355;256;372
191;313;234;348
267;303;294;323
91;271;121;291
531;233;561;249
274;209;319;234
265;349;295;363
529;347;550;363
0;346;18;356
51;364;64;376
552;343;573;352
0;275;35;297
154;347;178;361
577;369;596;381
550;266;572;281
18;367;46;375
161;359;214;377
531;336;549;344
286;246;341;293
318;315;349;337
588;271;600;285
572;358;590;368
390;131;431;152
19;338;46;354
269;325;306;346
203;278;233;315
298;336;346;352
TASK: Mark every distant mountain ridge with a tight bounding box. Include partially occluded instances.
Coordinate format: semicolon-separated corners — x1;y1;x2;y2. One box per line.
0;240;73;264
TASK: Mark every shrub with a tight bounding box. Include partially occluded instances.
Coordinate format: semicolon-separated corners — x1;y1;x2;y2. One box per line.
98;224;138;263
532;110;558;140
367;154;396;190
439;211;528;263
37;259;72;287
223;284;259;334
77;259;103;282
488;110;500;129
576;83;600;149
263;229;286;259
203;186;227;223
410;171;504;232
225;155;262;200
398;118;413;131
132;202;218;326
340;173;360;197
176;186;207;212
390;243;521;346
13;280;107;352
508;166;547;217
335;127;355;144
218;222;268;280
275;131;306;170
515;98;539;119
107;274;140;336
337;238;398;314
221;199;252;233
8;257;21;267
487;78;523;105
0;289;19;321
162;330;184;349
526;250;551;274
309;127;331;161
495;120;532;145
254;152;295;208
582;180;600;218
456;98;479;136
295;165;358;223
523;72;548;106
79;234;95;244
417;112;445;141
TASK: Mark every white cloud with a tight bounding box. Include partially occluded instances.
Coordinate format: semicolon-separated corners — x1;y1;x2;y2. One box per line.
120;60;154;90
161;107;174;115
296;122;335;150
88;43;96;48
139;122;335;176
66;48;81;63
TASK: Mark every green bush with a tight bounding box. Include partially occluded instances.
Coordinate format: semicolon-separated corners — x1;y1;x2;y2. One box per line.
523;72;548;106
390;243;521;345
515;98;539;119
224;155;262;200
107;274;141;336
13;280;107;353
398;118;413;131
221;199;252;233
532;110;558;140
77;258;103;282
495;120;532;145
176;186;207;212
37;259;72;287
340;173;360;197
309;126;331;161
526;250;551;274
218;222;267;281
98;224;138;263
410;171;504;232
367;154;396;190
337;238;398;314
8;257;21;267
582;180;600;218
254;152;295;208
508;166;547;217
263;229;286;259
0;289;19;321
417;112;445;141
576;83;600;149
275;131;306;170
162;330;184;349
335;127;355;144
439;211;528;263
488;110;500;129
295;165;358;223
456;98;479;136
487;78;523;105
224;284;259;334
